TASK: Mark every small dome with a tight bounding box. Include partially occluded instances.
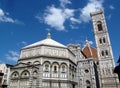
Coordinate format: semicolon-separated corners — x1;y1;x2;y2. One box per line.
82;40;98;59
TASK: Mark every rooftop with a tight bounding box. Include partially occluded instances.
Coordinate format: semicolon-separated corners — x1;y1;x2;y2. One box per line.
23;32;66;49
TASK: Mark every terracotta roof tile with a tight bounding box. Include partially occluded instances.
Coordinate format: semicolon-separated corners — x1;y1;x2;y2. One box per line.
82;45;98;59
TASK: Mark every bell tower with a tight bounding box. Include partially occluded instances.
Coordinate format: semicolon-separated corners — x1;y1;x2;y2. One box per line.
90;10;118;88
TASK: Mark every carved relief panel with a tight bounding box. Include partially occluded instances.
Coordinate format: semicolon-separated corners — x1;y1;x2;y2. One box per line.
44;46;67;57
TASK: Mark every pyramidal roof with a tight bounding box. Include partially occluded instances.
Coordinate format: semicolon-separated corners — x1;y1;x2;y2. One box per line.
23;32;66;49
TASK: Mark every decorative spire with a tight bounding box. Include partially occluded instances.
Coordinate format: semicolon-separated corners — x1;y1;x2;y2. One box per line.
85;39;90;46
46;30;51;39
85;39;93;57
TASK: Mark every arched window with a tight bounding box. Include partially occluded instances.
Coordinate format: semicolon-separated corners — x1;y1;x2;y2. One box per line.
86;80;90;84
34;61;40;65
101;51;104;56
97;21;103;31
54;66;57;72
52;63;59;73
43;61;50;72
21;71;30;78
45;64;49;72
86;80;91;88
85;69;89;73
70;64;71;69
105;50;108;56
11;71;19;78
99;38;102;44
62;65;65;72
103;37;106;43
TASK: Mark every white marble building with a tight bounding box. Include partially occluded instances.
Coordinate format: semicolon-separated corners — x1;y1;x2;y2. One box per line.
9;10;119;88
10;32;77;88
0;63;12;87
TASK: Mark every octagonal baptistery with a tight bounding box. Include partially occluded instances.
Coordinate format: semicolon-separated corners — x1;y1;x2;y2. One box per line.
9;32;77;88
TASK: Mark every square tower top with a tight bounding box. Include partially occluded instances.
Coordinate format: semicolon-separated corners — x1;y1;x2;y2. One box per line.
90;10;103;17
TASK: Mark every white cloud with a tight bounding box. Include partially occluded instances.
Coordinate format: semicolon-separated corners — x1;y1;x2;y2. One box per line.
0;9;5;16
70;17;81;24
63;8;74;18
5;51;19;62
0;8;22;24
0;8;14;23
35;0;76;31
60;0;71;8
69;17;81;29
44;6;65;30
44;6;74;31
109;5;115;10
80;0;104;23
37;0;105;31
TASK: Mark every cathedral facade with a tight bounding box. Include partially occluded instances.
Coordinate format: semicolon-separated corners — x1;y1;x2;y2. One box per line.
9;10;119;88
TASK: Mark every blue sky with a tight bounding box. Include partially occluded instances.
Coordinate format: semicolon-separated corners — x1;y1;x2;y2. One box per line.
0;0;120;65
